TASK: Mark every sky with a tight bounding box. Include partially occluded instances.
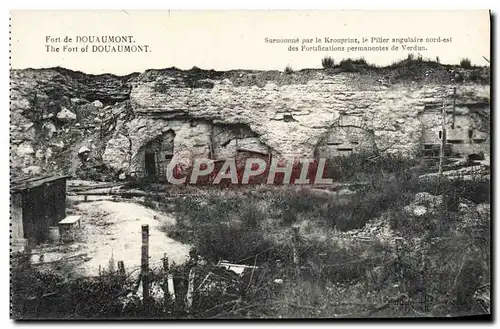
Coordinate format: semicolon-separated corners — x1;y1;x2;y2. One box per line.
10;10;490;75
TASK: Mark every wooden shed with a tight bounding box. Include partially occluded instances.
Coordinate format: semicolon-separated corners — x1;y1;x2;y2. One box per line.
10;174;69;252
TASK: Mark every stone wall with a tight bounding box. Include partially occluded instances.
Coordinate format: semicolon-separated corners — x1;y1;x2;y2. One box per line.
107;70;489;175
10;67;490;178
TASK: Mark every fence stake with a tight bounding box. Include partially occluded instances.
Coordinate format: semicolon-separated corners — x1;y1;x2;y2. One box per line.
167;274;176;301
162;254;170;297
292;226;300;275
185;268;195;312
452;87;456;129
118;260;126;278
185;251;198;312
162;254;169;273
438;99;446;184
141;224;150;302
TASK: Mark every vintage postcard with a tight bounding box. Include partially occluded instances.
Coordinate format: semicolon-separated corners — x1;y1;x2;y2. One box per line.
10;10;491;319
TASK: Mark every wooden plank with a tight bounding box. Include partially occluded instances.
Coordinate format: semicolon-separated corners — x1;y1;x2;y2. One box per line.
438;100;446;180
185;268;195;311
57;178;67;224
452;87;456;128
141;225;150;302
236;147;268;156
11;175;69;192
167;274;176;301
59;215;81;225
10;194;23;234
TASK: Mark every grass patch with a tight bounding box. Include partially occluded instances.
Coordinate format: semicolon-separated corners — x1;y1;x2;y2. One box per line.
336;58;378;73
12;153;490;318
460;58;472;69
321;56;335;69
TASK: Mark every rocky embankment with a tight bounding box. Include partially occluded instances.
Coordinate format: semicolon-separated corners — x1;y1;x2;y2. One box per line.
10;61;490;180
10;68;136;179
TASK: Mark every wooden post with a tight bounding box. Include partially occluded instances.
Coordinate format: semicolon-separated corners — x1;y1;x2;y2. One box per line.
118;260;126;278
185;268;195;312
141;224;150;302
291;226;300;276
418;238;427;308
185;253;197;312
452;87;456;129
162;254;169;273
162;254;170;297
167;274;176;301
438;100;446;182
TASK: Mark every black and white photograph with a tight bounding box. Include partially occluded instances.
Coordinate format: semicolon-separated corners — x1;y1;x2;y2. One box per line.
9;10;491;320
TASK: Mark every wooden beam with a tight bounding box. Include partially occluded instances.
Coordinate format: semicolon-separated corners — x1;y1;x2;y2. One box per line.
438;100;446;182
185;268;195;312
291;226;300;276
141;224;150;302
452;87;456;129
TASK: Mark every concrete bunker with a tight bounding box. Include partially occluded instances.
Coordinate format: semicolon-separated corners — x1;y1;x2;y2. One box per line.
126;121;273;181
131;130;176;180
315;125;376;158
419;106;489;158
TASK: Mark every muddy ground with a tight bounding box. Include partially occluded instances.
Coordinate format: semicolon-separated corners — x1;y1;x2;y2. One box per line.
32;200;191;277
